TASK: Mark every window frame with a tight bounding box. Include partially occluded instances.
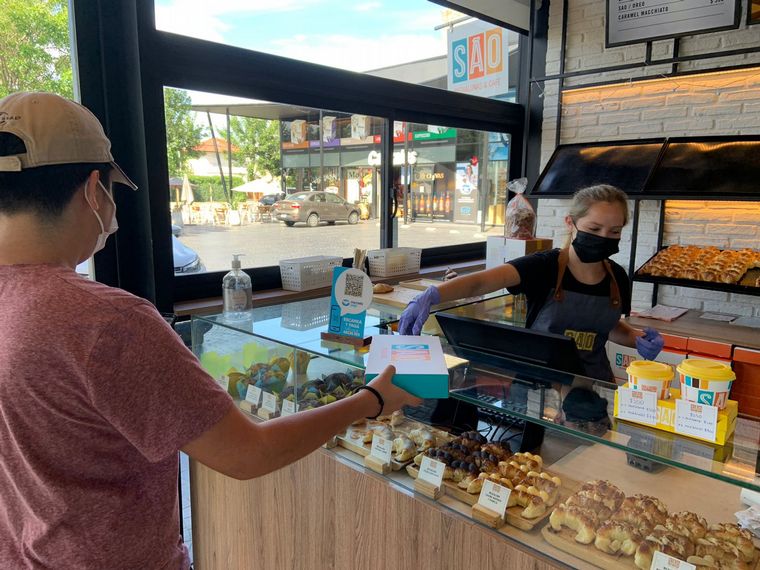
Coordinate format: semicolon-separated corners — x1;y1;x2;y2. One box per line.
76;0;527;304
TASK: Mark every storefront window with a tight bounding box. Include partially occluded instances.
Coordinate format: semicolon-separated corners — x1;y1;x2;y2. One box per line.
154;1;519;102
166;88;387;274
394;122;511;249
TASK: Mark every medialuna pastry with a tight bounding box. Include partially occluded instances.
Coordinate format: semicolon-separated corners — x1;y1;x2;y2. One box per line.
372;282;394;294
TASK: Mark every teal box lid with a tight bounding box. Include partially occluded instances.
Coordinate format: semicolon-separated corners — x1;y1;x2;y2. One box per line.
365;372;449;399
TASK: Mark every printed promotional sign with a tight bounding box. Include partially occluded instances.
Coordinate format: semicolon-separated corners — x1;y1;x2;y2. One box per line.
328;267;372;338
447;21;510;98
617;387;658;426
675;400;719;442
454;162;479;223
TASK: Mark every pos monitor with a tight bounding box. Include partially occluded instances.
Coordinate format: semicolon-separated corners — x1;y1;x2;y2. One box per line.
435;313;585;378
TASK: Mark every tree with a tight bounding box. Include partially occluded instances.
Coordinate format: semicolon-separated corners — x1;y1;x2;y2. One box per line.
0;0;73;98
164;88;205;176
222;116;281;180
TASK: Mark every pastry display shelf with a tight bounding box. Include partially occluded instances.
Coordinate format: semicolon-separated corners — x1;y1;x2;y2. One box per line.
191;303;760;570
633;249;760;298
445;344;760;494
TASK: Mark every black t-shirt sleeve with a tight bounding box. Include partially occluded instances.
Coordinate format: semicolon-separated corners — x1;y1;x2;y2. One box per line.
506;249;558;296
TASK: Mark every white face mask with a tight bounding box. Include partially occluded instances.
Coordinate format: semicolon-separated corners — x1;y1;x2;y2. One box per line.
86;181;118;254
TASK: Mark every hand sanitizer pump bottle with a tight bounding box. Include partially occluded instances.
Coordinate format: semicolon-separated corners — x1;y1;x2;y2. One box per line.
222;254;252;320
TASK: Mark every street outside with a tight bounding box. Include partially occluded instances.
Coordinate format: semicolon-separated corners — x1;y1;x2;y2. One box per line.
178;219;505;273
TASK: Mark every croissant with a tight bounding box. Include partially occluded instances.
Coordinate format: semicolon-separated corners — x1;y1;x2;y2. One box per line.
512;452;542;471
549;504;599;544
409;428;435;451
392;436;416;463
594;520;643;556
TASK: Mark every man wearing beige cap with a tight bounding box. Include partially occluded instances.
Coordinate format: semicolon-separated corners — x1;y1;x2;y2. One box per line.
0;92;418;569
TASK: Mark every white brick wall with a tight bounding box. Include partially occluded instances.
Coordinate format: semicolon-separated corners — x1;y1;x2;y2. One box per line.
538;0;760;316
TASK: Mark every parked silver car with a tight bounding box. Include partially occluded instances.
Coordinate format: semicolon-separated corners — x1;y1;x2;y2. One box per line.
273;191;360;227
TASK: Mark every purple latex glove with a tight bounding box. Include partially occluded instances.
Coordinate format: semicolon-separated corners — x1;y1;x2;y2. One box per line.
635;327;665;360
398;286;441;335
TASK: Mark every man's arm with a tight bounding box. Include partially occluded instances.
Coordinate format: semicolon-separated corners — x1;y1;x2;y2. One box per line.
182;365;420;479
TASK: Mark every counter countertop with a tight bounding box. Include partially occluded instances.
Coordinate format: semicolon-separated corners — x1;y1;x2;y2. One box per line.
627;310;760;351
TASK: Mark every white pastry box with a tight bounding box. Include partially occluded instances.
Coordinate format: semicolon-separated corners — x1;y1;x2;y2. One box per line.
485;237;553;270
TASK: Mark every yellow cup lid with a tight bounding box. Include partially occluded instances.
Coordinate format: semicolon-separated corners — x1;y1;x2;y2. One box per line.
677;359;735;381
626;360;674;381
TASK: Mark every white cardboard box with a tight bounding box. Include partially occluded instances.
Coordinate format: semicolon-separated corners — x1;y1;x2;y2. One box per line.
485;237;553;270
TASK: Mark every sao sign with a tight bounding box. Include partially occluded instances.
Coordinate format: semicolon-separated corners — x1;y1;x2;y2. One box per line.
448;21;510;98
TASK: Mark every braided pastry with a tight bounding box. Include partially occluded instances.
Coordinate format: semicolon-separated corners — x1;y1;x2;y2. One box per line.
565;493;614;520
688;536;752;570
705;524;755;563
549;504;599;544
613;495;668;530
635;526;695;570
578;480;625;511
665;511;708;541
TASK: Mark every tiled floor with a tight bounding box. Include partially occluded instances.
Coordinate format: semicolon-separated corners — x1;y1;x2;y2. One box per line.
180;452;193;564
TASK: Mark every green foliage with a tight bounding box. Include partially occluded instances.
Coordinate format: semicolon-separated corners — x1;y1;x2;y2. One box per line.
164;88;205;176
221;116;281;180
188;175;246;206
0;0;73;98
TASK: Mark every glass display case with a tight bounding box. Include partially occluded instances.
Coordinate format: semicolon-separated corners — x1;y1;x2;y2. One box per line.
192;296;760;570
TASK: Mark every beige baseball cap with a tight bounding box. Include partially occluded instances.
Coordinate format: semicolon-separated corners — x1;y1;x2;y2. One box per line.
0;91;137;190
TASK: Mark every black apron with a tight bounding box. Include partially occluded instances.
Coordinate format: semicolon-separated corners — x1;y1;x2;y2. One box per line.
530;248;622;381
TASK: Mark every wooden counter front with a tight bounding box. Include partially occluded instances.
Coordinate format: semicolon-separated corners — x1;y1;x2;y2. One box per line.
190;448;567;570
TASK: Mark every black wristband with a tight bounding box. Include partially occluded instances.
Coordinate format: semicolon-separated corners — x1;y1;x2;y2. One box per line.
355;385;384;420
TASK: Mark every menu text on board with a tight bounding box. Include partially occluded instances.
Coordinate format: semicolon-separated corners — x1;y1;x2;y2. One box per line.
607;0;739;47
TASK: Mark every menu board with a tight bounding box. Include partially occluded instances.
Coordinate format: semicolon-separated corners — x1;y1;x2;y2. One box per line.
606;0;740;47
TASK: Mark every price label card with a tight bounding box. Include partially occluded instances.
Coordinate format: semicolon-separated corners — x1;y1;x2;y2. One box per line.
262;392;278;414
477;479;511;518
650;550;695;570
370;434;393;464
218;376;230;392
281;399;297;417
617;387;658;426
675;399;718;442
418;456;446;488
245;385;262;407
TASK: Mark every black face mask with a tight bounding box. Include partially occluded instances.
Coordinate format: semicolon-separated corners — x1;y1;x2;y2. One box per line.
572;227;620;263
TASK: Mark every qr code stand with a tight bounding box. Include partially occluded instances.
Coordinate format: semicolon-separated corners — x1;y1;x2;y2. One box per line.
344;273;365;298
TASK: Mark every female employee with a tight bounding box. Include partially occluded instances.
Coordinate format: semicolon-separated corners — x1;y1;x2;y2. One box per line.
399;184;664;381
